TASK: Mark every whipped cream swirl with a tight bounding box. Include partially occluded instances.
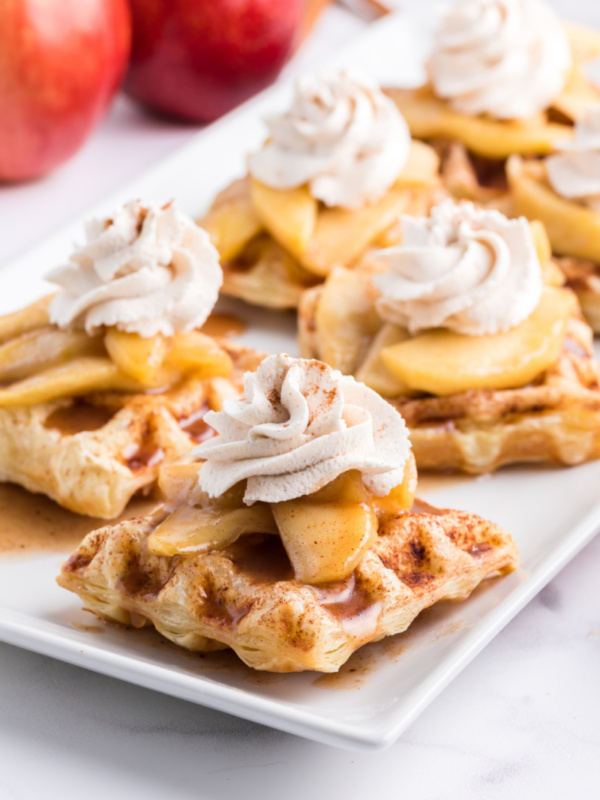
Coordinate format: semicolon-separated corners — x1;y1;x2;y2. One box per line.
249;69;410;210
47;200;222;338
372;200;543;336
194;354;411;504
429;0;572;120
546;105;600;213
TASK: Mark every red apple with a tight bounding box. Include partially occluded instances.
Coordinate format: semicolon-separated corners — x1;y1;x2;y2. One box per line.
0;0;131;182
124;0;302;123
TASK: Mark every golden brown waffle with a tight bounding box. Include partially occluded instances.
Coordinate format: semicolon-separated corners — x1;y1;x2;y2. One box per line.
57;501;518;672
300;281;600;472
223;233;321;310
0;341;263;519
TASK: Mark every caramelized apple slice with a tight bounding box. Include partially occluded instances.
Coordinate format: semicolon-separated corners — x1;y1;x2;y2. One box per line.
147;502;278;556
158;462;203;507
526;219;564;286
371;453;418;520
507;156;600;263
564;21;600;65
355;323;410;397
395;140;440;187
272;491;378;584
389;86;573;158
314;266;381;374
166;331;232;378
553;64;600;123
200;177;263;261
0;295;52;345
0;357;141;406
380;287;576;396
0;327;103;383
250;178;318;259
302;186;411;276
104;328;173;387
308;470;370;504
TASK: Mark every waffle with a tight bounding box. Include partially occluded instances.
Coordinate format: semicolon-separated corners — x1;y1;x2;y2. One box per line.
57;501;518;672
0;341;263;519
300;280;600;473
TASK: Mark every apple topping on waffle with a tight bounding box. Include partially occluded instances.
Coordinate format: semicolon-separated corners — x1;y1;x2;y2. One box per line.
386;2;600;215
57;354;518;672
199;69;443;309
387;6;600;160
506;107;600;333
299;200;600;472
0;200;265;518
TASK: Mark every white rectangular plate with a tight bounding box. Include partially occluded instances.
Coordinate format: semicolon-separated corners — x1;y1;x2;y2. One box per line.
0;12;599;752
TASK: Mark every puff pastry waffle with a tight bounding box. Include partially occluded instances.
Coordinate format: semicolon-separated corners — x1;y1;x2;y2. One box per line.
300;282;600;473
57;502;517;673
0;341;263;519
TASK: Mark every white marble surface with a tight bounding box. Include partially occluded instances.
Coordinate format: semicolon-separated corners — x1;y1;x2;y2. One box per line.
0;2;599;798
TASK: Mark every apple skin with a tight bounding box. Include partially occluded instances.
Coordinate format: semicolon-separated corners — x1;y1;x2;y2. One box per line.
0;0;131;182
124;0;303;123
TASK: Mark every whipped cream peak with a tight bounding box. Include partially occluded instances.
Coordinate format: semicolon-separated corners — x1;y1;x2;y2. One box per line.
372;199;543;336
429;0;572;120
546;105;600;213
194;354;411;504
249;69;410;210
47;200;222;338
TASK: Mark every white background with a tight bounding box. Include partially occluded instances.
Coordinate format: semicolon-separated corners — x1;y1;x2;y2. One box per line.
0;2;598;798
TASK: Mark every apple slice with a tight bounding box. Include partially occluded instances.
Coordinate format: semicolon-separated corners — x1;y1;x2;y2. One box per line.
371;453;418;520
355;323;410;397
507;156;600;263
395;140;440;187
272;495;378;584
158;463;203;507
380;287;576;396
104;328;174;387
200;177;263;261
389;86;573;158
0;327;103;383
564;21;600;66
0;295;52;345
302;186;410;276
147;502;278;557
0;357;141;406
250;177;317;259
553;64;600;123
314;266;381;374
166;331;232;378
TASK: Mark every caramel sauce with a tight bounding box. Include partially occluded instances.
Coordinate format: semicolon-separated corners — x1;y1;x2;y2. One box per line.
228;534;293;584
178;404;213;444
44;402;115;435
125;446;165;472
315;573;382;641
201;313;246;338
0;483;159;557
200;589;251;628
